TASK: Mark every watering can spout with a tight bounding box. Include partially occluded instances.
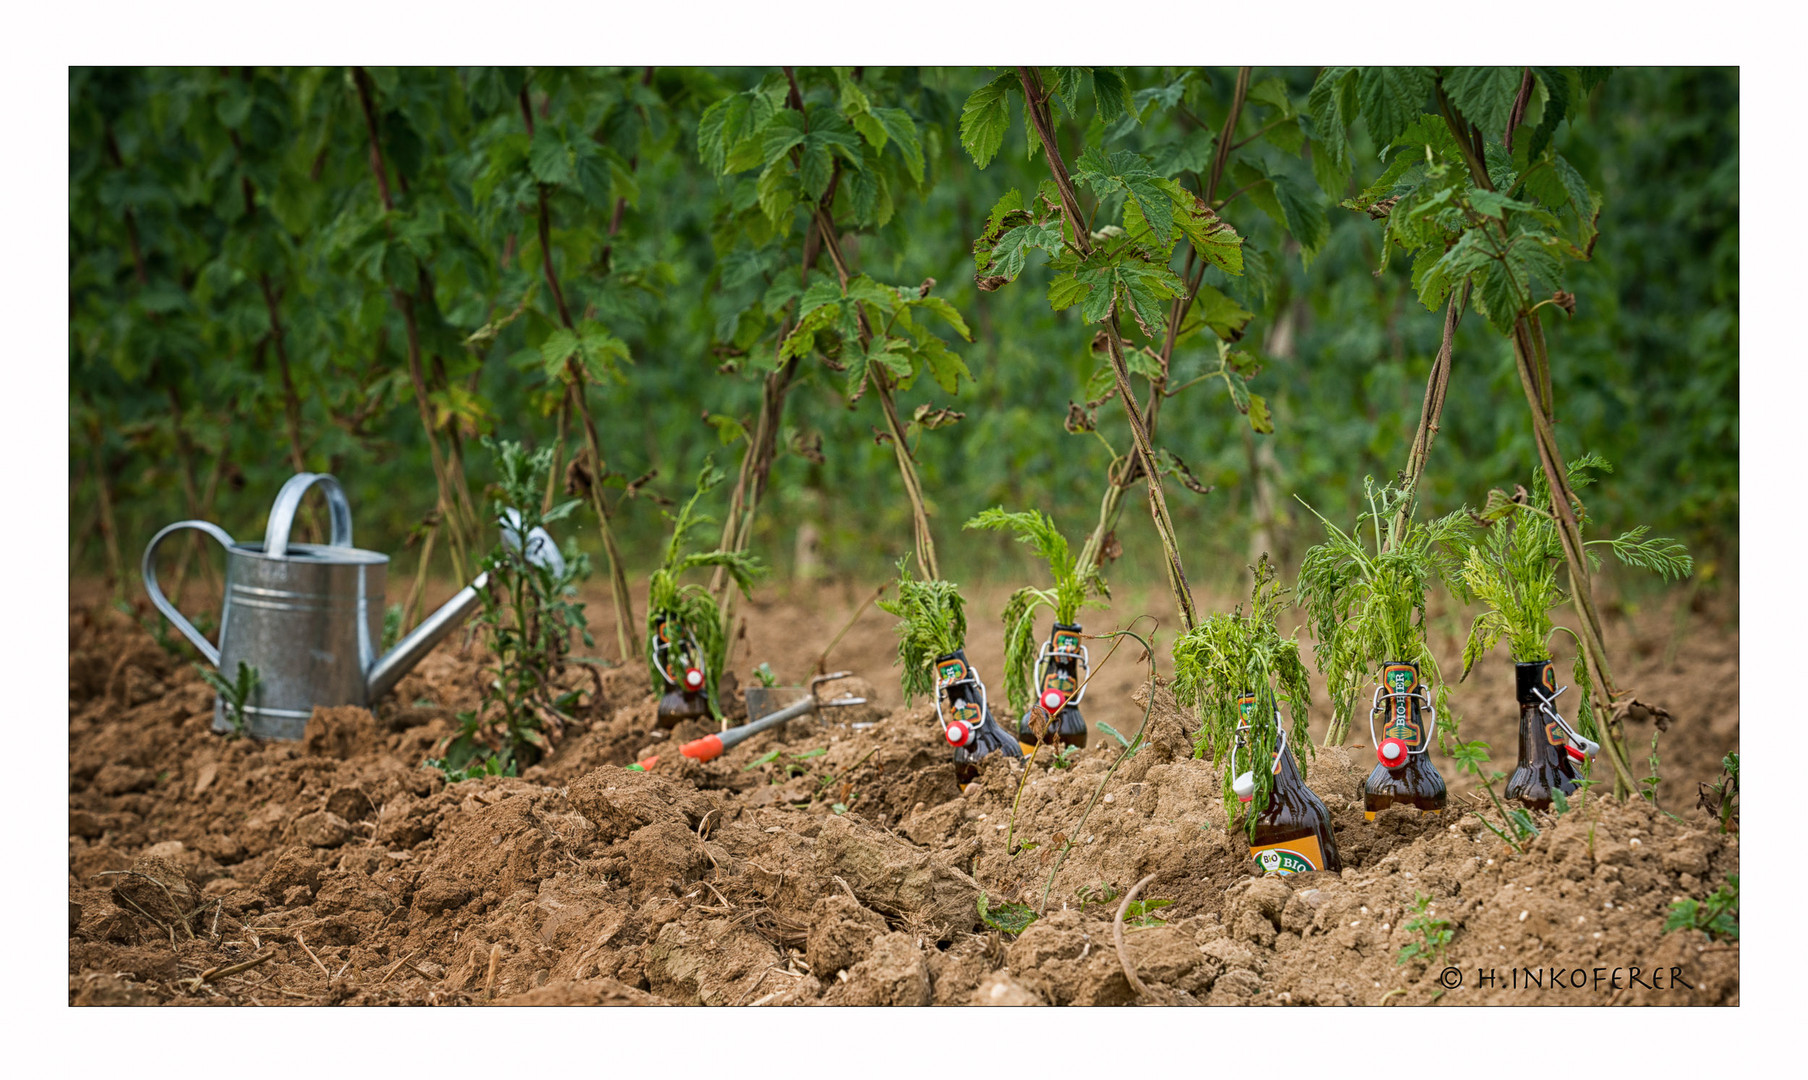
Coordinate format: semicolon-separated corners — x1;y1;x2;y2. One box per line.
364;506;564;703
365;572;490;703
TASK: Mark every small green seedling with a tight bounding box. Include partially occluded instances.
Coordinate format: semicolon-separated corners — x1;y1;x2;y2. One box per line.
1095;721;1139;756
1698;753;1739;833
1123;897;1174;928
1396;892;1454;966
753;662;778;688
197;662;260;738
1051;743;1081;770
1450;739;1538;853
1074;882;1119;914
1665;875;1738;942
978;892;1039;935
382;603;404;652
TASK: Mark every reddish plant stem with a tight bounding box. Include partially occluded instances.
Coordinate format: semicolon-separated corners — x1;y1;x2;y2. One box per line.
1018;66;1195;628
521;78;637;662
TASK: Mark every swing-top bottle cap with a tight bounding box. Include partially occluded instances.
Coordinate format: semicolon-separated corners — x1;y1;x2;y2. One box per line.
1040;688;1067;715
1378;737;1408;766
945;720;973;747
1232;771;1256;802
683;667;705;691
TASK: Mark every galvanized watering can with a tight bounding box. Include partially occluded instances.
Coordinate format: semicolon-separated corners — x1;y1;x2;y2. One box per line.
142;472;511;740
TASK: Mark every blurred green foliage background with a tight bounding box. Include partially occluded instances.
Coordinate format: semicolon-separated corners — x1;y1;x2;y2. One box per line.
69;67;1736;597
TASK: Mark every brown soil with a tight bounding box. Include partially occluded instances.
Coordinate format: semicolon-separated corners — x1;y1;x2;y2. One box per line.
67;577;1738;1005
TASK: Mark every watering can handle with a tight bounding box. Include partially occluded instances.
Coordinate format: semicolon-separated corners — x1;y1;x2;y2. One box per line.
141;520;236;666
264;473;354;558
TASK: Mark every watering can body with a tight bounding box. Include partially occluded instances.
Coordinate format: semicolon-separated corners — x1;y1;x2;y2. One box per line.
142;473;487;740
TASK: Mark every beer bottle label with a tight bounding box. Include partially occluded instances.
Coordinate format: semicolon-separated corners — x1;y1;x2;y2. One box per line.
1042;668;1078;695
1054;630;1081;653
936;657;969;687
1250;835;1324;876
1545;721;1570;748
1380;663;1425;751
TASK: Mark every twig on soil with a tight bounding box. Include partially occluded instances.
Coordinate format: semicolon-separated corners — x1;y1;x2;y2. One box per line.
815;748;879;800
377;950;421;987
746;990;785;1007
296;932;334;981
96;869;198;941
732;969;773;1006
184;951;272;988
483;943;502;1000
702;879;736;909
832;875;860;905
1114;873;1158;999
1379;988;1407;1006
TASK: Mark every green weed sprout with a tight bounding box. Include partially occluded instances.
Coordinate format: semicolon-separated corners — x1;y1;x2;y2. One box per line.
644;460;764;717
1665;875;1739;942
198;662;260;738
1396;892;1454;966
1170;557;1313;834
1295;476;1474;746
1459;454;1691;741
963;507;1107;717
876;556;967;703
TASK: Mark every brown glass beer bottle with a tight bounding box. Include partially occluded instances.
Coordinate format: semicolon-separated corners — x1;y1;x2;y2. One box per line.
934;648;1022;788
1017;622;1088;752
1504;659;1587;810
1235;694;1344;876
1362;661;1447;819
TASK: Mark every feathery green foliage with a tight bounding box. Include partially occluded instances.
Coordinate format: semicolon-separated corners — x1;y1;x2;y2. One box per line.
876;557;968;702
1459;455;1691;739
1170;557;1313;834
1295;477;1474;745
645;460;764;715
963;507;1107;716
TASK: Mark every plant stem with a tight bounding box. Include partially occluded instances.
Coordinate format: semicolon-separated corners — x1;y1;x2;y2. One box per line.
353;66;472;594
1018;67;1196;629
809;202;942;580
518;78;638;662
1393;282;1468;540
1507;314;1639;797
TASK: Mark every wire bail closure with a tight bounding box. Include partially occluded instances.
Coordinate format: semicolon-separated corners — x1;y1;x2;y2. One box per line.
1033;635;1091;706
652;619;704;690
1231;709;1288;802
1530;684;1600;763
933;659;988;737
1367;683;1437;759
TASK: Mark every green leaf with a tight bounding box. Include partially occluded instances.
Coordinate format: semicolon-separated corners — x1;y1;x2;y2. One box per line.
1190;284;1254;341
984;221;1065;280
1445;67;1523;138
540;328;578;377
873;107;924;183
961;71;1018;169
1048;272;1087;312
799;134;833;200
1357;67;1432;149
1073;147;1171;247
528;129;574;187
1091;68;1133;127
918;336;972;394
1245;392;1273;434
1162;178;1244;275
759;109;806;165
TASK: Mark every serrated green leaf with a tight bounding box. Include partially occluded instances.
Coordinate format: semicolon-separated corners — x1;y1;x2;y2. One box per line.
1091;68;1132;127
1358;67;1433;149
1048;272;1087;312
984;221;1065;280
918;336;972;394
529;129;574;187
1245;391;1273;434
1445;66;1523;138
540;328;578;377
760;109;806;166
873;107;924;184
961;71;1017;169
